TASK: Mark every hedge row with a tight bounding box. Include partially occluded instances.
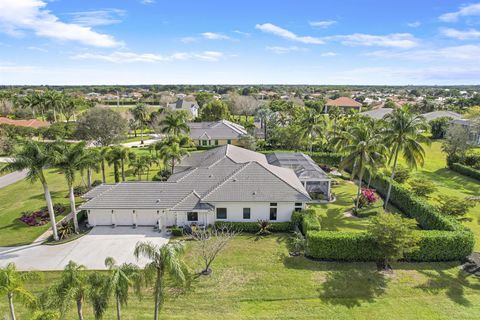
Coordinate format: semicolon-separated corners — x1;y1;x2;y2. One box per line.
300;209;321;234
214;221;293;233
450;163;480;181
301;173;475;262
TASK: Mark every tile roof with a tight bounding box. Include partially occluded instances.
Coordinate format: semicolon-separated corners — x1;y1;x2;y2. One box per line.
422;111;462;122
188;120;248;140
359;108;394;119
167;99;199;111
326;97;362;108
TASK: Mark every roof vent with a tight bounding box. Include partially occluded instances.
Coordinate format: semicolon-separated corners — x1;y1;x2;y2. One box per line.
156;199;160;204
232;178;237;182
252;191;256;195
209;174;212;178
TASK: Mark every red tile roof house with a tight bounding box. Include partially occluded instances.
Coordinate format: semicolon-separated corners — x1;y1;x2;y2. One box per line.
325;97;363;113
0;117;50;129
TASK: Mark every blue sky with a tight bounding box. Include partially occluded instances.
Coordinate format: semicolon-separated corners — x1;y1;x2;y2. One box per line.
0;0;479;85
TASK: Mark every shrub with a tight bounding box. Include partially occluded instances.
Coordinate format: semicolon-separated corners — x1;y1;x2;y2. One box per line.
301;209;321;234
450;163;480;181
171;226;183;236
214;221;293;233
436;195;478;218
409;178;437;198
464;155;480;168
73;185;89;196
392;165;411;183
429;117;451;139
92;180;103;187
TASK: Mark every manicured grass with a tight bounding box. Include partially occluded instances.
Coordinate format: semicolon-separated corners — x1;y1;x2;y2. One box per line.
2;235;480;319
0;160;164;247
397;141;480;250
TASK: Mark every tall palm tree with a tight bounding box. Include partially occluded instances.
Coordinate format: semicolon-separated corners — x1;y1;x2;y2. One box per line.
130;105;149;144
104;257;142;320
21;93;40;118
51;261;89;320
81;148;100;189
160;112;189;136
1;141;59;240
337;123;387;210
160;140;189;175
107;147;125;183
298;108;327;152
44;90;63;123
51;142;87;233
129;156;148;181
0;263;38;320
99;147;110;184
118;147;135;182
382;105;429;209
134;241;188;320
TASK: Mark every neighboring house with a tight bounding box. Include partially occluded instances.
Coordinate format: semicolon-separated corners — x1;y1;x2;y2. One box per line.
167;99;200;118
359;108;393;120
451;119;480;145
80;145;312;228
325;97;362;113
188;120;248;146
0;117;49;129
422;111;462;122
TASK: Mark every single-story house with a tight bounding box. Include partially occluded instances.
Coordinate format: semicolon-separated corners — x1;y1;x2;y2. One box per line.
422;111;462;122
80;145;315;229
188;120;248;146
0;117;49;129
167;99;200;118
359;108;393;119
325;97;362;113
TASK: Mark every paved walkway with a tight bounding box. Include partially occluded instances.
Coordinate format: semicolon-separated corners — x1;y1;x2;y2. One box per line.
121;135;162;148
0;227;170;271
0;169;28;189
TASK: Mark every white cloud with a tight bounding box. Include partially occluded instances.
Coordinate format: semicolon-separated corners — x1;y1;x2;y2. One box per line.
320;52;337;57
440;27;480;40
233;30;251;37
366;44;480;61
329;33;418;48
201;32;231;40
141;0;155;4
0;0;122;47
439;3;480;22
255;23;324;44
309;20;337;28
266;46;306;54
407;21;421;28
67;9;126;27
180;37;197;43
71;51;225;63
27;46;48;52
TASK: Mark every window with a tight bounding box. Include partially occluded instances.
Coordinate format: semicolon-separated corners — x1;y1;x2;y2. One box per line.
243;208;251;219
294;208;302;212
187;212;198;221
227;139;232;144
270;203;277;207
269;207;277;220
295;203;302;207
202;140;207;146
215;140;219;145
216;208;227;219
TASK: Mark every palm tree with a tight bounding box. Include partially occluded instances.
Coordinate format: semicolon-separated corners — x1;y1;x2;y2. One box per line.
99;147;110;184
44;90;63;123
51;261;89;320
104;257;142;320
382;105;429;209
160;140;189;175
107;147;123;183
1;141;59;240
160;112;189;136
129;156;148;181
130;105;149;144
21;93;40;118
51;142;87;233
134;241;188;320
118;147;135;182
0;263;38;320
298;108;327;152
81;148;100;189
337;123;387;210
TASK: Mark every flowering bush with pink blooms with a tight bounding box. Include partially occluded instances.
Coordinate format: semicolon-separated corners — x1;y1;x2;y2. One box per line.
19;204;66;226
362;188;378;204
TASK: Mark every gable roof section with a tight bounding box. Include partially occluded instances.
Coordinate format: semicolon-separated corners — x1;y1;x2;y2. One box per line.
423;111;462;122
188;120;247;140
326;97;362;108
359;108;394;119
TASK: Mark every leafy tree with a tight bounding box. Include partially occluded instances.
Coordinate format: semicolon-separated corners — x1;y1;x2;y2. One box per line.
297;108;327;152
0;263;38;320
382;106;429;209
409;177;437;198
130;105;149;143
134;241;188;320
160;112;189;136
194;92;214;108
369;213;419;270
429;117;451;139
442;124;472;165
76;107;128;146
1;141;59;240
236;134;257;150
437;195;478;218
104;257;142;320
200;100;230;121
51;141;87;233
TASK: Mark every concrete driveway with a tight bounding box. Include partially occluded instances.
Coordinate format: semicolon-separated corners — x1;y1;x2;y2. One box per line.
0;227;169;271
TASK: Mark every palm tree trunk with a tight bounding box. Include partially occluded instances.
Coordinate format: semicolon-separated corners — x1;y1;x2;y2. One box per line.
102;159;106;184
367;172;372;189
121;159;125;182
8;292;16;320
114;163;119;183
116;295;121;320
53;107;57;122
77;298;84;320
384;147;400;210
171;158;175;175
43;182;59;241
69;185;79;233
154;269;163;320
141;125;144;144
87;168;92;188
355;170;364;210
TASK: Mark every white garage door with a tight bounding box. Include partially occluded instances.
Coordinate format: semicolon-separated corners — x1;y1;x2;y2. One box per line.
88;210;112;226
136;210;158;226
115;211;134;226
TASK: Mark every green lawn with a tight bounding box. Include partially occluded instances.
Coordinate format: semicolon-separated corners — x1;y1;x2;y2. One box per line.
397;141;480;250
0;163;7;177
2;235;479;319
0;159;164;247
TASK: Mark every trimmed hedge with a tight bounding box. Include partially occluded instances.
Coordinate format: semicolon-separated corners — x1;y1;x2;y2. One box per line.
214;221;293;233
450;163;480;181
300;209;321;234
302;170;475;262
